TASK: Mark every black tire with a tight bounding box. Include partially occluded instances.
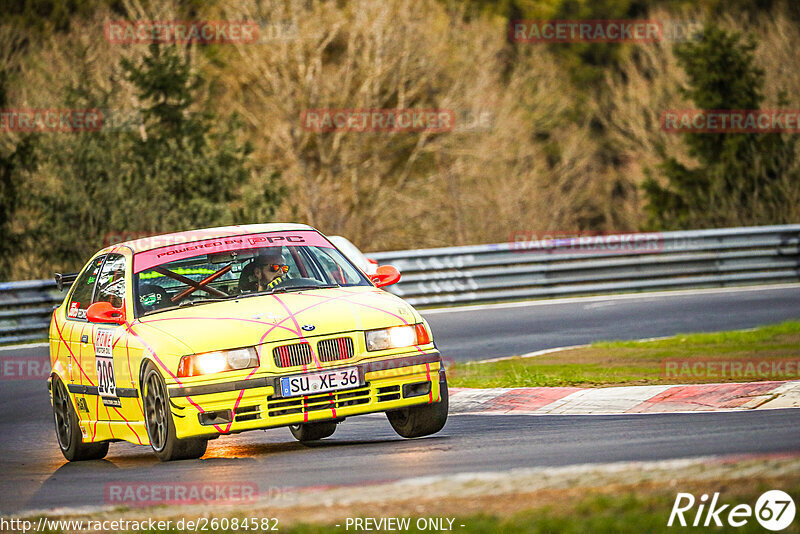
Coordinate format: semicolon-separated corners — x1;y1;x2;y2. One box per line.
52;376;109;461
289;421;337;441
142;362;207;461
387;371;449;438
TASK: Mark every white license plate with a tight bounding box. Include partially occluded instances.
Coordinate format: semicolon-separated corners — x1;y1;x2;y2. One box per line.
279;367;360;398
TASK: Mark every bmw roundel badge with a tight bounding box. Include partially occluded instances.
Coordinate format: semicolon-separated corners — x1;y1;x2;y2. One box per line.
301;324;316;331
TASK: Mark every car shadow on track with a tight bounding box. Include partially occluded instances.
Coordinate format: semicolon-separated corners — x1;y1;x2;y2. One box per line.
199;433;450;460
299;434;449;448
25;460;121;510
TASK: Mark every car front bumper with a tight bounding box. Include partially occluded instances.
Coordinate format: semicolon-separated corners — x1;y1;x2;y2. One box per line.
167;352;445;439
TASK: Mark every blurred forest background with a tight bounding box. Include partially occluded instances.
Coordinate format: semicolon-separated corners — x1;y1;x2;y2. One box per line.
1;0;799;280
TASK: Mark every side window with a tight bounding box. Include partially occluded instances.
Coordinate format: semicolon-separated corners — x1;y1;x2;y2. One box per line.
67;256;105;320
93;254;127;308
315;247;364;285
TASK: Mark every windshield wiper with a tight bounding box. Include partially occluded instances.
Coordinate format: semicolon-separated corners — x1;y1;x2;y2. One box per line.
178;298;229;307
274;284;339;293
140;298;229;316
242;284;339;298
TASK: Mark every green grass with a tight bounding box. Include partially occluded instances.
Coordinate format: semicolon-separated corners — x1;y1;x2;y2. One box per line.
285;503;778;534
31;456;800;534
448;319;800;388
107;482;800;534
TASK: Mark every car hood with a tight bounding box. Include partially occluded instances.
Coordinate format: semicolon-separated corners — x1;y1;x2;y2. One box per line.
135;287;421;354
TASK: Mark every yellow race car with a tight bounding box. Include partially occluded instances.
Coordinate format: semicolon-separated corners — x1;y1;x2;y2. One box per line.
48;224;447;461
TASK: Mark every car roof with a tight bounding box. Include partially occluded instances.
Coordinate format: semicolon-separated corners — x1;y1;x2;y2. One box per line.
104;223;316;254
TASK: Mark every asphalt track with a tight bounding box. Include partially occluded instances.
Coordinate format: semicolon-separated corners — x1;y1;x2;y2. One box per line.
2;389;799;513
1;285;799;514
424;285;800;361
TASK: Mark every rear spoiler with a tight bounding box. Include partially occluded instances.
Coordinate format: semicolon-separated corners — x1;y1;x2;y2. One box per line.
54;272;79;291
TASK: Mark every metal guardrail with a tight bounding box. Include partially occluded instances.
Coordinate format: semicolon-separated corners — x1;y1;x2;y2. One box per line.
371;225;800;307
0;279;61;344
1;225;798;343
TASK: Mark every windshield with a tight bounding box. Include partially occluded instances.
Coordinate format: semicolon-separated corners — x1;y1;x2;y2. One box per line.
132;231;371;317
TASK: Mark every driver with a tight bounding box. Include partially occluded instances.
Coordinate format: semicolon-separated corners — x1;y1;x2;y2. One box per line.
239;248;289;293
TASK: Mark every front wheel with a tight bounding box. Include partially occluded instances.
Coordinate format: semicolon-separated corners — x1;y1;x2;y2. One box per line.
52;376;109;461
387;371;449;438
289;421;337;442
142;362;207;461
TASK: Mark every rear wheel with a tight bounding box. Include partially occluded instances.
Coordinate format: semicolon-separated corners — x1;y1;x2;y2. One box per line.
289;421;337;441
142;362;207;461
387;371;449;438
52;376;109;461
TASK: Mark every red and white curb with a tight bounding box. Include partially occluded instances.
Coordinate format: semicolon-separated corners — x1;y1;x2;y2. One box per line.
449;380;800;415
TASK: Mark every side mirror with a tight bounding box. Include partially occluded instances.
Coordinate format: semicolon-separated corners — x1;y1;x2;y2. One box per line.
86;301;126;325
370;265;401;288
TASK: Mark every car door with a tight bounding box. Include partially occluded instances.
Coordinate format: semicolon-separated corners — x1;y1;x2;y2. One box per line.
61;255;106;424
84;253;136;423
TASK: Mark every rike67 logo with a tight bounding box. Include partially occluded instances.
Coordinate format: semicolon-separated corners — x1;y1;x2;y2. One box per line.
669;490;796;531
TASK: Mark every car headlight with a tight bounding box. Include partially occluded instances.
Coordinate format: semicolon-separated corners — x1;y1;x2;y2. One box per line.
177;347;259;377
365;323;431;351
